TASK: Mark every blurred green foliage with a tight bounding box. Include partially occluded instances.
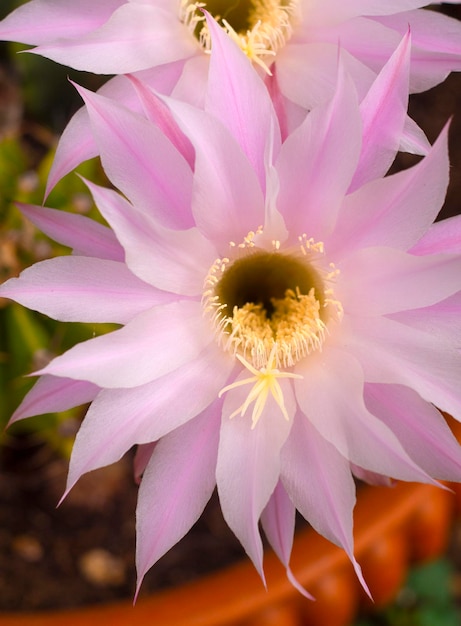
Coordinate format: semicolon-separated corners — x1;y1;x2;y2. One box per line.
0;4;113;456
0;0;107;134
355;559;461;626
0;131;114;457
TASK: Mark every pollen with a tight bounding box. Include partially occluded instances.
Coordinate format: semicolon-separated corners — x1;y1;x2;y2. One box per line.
179;0;300;74
230;287;326;368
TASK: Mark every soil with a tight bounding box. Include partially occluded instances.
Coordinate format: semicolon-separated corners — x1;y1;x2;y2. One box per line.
0;435;246;611
1;2;461;617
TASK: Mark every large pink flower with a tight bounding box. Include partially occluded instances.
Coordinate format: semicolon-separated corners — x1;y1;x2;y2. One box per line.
2;20;461;595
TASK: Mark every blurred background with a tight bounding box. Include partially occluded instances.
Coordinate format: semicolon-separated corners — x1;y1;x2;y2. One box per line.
0;2;461;624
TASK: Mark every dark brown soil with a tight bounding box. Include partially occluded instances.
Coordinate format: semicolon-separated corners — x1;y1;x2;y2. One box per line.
0;435;245;612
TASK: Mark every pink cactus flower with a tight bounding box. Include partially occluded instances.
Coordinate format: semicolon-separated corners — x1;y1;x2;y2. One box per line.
2;20;461;596
2;1;461;190
1;0;461;98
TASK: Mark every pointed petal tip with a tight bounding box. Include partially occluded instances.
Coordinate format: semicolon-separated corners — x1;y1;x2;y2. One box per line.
134;576;143;605
352;557;372;601
287;567;315;600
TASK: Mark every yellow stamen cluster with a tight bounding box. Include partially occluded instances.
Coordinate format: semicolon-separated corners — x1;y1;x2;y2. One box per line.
179;0;299;74
229;287;325;368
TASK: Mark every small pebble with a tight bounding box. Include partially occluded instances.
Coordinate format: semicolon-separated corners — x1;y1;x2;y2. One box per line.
11;535;44;563
79;548;126;587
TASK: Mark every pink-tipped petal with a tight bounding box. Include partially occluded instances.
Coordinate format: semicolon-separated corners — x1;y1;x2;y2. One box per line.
0;0;124;44
400;114;431;155
216;376;295;581
374;9;461;92
277;58;362;241
46;63;185;196
261;480;313;599
126;75;195;167
330;122;449;257
36;301;210;388
295;347;438;484
18;203;124;261
342;315;461;421
350;30;411;190
74;83;194;229
136;403;221;595
0;256;170;324
338;246;461;316
46;107;96;198
281;411;370;597
164;97;265;248
32;4;197;73
365;383;461;481
411;214;461;255
205;12;280;192
65;342;233;490
83;179;217;296
9;375;98;425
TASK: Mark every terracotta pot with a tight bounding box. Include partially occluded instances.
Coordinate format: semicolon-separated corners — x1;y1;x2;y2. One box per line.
0;480;456;626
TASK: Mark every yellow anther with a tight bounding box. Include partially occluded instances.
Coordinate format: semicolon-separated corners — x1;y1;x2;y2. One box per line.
179;1;299;74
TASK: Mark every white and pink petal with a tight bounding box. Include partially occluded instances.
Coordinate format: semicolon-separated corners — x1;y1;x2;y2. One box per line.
36;300;210;388
46;63;185;195
276;59;362;241
9;375;99;425
205;13;280;193
280;410;369;595
261;480;313;598
365;383;461;481
216;375;295;580
18;203;124;261
83;179;218;296
294;347;438;483
165;98;265;249
31;3;197;73
341;315;461;421
136;402;221;595
0;0;124;45
0;256;171;324
350;30;411;191
75;84;194;229
338;246;461;316
64;342;233;489
329;123;449;257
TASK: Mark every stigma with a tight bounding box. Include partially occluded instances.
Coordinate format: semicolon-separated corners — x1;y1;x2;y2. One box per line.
179;0;300;74
218;346;303;428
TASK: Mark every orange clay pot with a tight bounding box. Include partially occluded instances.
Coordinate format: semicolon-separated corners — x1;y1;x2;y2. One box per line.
0;480;456;626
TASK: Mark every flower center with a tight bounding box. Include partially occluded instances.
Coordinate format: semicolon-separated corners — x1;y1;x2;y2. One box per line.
179;0;300;73
203;236;341;370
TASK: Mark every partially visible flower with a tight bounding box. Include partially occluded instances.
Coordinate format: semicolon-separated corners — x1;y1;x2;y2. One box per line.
1;0;461;97
2;1;461;190
2;19;461;596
